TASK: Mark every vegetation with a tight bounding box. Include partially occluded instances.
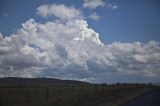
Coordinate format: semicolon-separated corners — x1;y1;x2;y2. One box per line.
0;83;153;106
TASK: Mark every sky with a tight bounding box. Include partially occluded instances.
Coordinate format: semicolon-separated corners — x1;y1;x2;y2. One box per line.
0;0;160;83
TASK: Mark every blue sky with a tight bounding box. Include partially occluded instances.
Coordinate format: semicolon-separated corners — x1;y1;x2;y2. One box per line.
1;0;160;44
0;0;160;83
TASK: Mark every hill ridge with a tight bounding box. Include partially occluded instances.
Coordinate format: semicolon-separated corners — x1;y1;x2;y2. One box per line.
0;77;89;87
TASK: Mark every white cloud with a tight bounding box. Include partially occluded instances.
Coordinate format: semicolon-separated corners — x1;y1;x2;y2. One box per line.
83;0;119;10
89;12;100;21
0;3;159;83
106;3;119;10
4;13;8;17
0;17;103;79
112;5;119;10
83;0;105;9
37;4;83;20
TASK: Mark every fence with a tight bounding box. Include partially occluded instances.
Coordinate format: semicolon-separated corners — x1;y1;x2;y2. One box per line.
0;84;146;106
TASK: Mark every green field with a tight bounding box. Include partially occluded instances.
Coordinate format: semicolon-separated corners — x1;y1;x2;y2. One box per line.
0;84;151;106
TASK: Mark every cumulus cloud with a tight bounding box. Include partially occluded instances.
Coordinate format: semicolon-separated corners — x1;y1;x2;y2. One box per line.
37;4;83;20
0;3;160;83
89;12;100;21
83;0;105;9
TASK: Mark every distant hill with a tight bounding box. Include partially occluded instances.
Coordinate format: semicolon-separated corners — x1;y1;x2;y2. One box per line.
0;77;90;87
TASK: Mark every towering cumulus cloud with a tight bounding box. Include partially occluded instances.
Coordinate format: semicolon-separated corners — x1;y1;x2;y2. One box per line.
0;4;160;83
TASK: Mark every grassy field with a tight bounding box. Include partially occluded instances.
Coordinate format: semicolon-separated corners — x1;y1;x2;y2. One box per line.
0;84;151;106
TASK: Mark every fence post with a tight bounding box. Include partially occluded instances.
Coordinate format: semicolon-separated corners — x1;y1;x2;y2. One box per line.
95;84;98;92
0;94;3;106
81;85;83;92
60;87;62;96
26;89;30;103
101;85;103;92
46;88;49;101
88;85;91;95
71;86;74;94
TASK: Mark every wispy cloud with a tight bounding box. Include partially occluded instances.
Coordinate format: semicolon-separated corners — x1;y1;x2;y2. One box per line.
4;13;8;18
106;3;119;10
89;12;100;21
83;0;119;10
83;0;105;9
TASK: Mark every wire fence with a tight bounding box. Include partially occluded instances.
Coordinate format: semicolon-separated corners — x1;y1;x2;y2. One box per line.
0;84;146;106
